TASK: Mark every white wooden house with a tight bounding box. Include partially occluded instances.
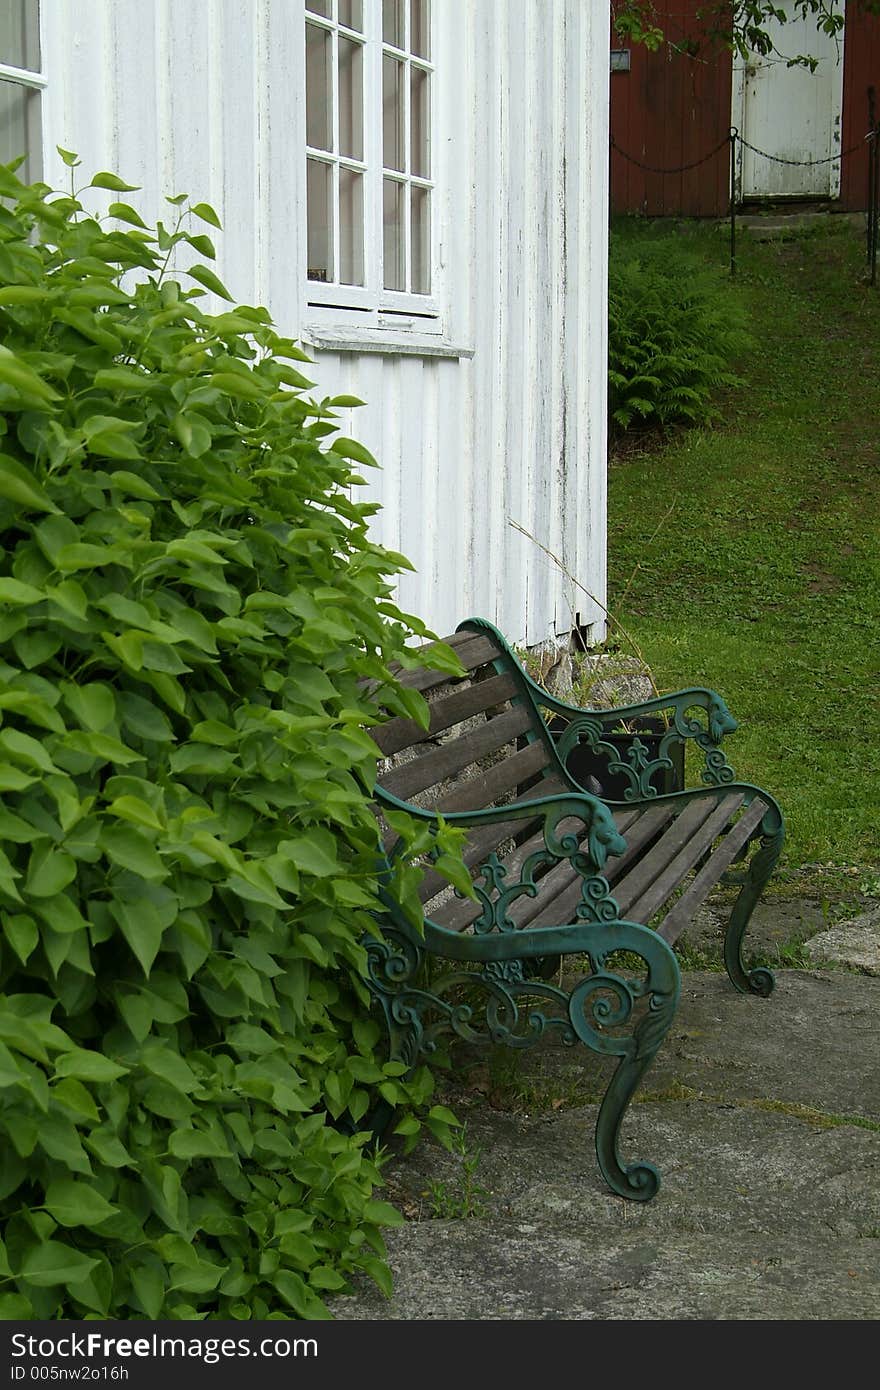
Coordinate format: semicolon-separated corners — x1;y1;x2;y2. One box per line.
1;0;611;647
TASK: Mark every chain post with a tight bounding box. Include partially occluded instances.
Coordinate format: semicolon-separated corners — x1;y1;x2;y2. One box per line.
729;128;738;278
867;87;873;287
868;88;877;279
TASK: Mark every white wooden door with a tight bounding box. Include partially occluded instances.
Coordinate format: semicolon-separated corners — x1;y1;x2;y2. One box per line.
735;1;846;199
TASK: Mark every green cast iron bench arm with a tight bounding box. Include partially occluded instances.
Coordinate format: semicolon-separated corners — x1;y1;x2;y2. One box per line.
370;787;683;1204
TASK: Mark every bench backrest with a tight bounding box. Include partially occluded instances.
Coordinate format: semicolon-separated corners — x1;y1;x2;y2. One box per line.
370;620;570;815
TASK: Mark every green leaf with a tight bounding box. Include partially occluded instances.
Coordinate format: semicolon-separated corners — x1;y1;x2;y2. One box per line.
100;824;167;880
131;1262;166;1319
106;795;164;831
359;1254;394;1299
51;1077;101;1123
54;1049;128;1083
278;829;339;876
108;469;162;499
110;892;172;976
329;437;379;468
90;172;141;192
61;680;116;731
57;146;81;168
3;913;39;964
188;263;233;301
168;1129;231;1160
362;1199;405;1227
0;1293;33;1317
108;201;149;228
190;201;222;229
271;1269;332;1318
0;578;45;608
82;414;143;460
43;1179;118;1227
83;1127;133;1168
0;453;58;513
0;346;59;404
185;233;216;259
19;1240;100;1288
25;846;77;897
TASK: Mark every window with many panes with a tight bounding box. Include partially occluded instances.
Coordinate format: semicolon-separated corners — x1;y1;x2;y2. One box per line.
0;1;43;185
305;0;435;322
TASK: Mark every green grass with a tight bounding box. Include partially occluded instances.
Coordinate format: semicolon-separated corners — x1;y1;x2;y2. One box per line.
607;217;880;874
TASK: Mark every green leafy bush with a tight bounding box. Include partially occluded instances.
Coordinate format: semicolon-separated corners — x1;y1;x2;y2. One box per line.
0;155;462;1319
608;235;752;434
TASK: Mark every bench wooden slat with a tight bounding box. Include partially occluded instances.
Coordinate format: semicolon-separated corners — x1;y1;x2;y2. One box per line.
658;796;769;944
391;634;501;692
371;671;518;756
617;791;747;923
603;803;680;885
434;738;552;813
380;704;534;801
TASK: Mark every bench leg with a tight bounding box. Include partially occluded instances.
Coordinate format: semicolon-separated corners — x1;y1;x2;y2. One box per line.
365;919;681;1202
723;815;785;998
565;921;681;1202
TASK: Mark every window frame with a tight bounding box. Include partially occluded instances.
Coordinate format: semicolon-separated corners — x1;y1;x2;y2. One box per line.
303;0;441;334
0;0;46;185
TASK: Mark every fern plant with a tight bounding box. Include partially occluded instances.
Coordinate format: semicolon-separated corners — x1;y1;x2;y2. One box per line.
608;237;752;436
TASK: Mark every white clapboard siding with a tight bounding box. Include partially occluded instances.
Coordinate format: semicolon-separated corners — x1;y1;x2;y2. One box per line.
38;0;609;648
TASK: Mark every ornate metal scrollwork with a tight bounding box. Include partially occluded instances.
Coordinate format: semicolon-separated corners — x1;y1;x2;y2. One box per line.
546;691;739;798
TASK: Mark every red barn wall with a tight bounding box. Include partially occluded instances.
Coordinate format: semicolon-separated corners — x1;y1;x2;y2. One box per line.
610;1;733;218
839;9;880;211
611;3;880;217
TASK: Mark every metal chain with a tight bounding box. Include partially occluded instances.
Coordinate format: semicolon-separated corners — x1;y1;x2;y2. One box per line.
611;130;876;177
609;135;730;175
737;133;874;167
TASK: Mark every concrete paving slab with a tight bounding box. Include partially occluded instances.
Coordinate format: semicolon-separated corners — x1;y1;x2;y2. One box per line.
330;970;880;1321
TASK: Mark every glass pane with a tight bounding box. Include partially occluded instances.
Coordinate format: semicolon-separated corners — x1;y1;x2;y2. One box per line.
305;1;331;16
410;66;429;178
0;80;41;185
383;0;404;48
338;0;363;31
339;167;364;286
338;36;363;161
410;0;430;59
383;178;405;291
305;22;332;152
0;0;40;71
307;158;334;283
410;185;430;294
383;55;404;172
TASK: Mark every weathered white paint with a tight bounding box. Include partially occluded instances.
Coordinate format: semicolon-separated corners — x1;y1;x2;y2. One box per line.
39;0;609;647
733;0;846;200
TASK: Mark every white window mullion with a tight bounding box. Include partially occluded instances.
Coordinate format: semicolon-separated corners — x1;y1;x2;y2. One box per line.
367;4;382;298
330;22;341;284
402;13;411;294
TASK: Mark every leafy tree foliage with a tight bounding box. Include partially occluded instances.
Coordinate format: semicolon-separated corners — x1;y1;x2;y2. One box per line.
613;2;880;70
0;153;462;1319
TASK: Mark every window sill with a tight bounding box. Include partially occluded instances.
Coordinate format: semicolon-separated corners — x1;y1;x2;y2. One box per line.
301;328;474;360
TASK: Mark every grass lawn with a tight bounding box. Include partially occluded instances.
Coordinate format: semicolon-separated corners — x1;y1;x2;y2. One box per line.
606;216;880;885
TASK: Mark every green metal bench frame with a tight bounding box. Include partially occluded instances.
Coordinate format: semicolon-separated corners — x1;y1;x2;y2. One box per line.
366;617;785;1202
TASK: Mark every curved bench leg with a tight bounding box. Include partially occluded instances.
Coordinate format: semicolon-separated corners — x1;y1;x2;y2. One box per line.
723;818;785;998
566;921;681;1202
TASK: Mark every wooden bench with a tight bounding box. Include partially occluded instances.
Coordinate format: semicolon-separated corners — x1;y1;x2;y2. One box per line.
365;617;785;1201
